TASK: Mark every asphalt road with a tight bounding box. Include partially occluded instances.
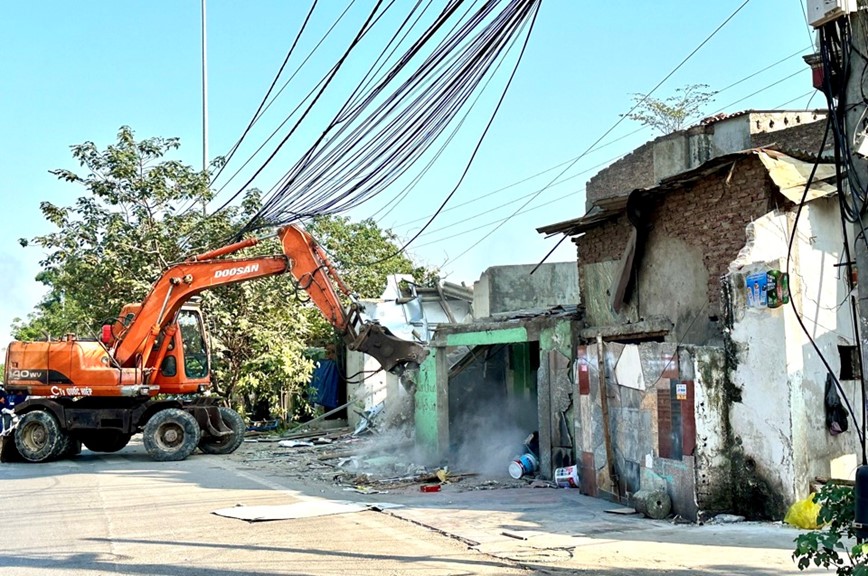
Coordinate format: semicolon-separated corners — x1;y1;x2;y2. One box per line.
0;438;532;576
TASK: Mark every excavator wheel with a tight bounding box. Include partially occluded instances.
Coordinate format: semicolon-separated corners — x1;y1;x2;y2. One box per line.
14;410;64;463
53;431;81;460
143;408;201;462
198;407;246;455
80;431;132;453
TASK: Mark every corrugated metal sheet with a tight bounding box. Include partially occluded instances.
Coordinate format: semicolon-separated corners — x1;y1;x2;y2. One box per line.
359;275;473;343
756;149;837;202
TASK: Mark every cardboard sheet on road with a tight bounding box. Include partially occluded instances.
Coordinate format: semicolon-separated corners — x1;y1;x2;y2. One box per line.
212;500;401;522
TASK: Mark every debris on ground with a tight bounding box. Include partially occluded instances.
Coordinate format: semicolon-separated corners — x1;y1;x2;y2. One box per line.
353;402;385;436
710;513;746;524
630;488;672;520
232;425;538;493
605;506;640;516
278;440;314;448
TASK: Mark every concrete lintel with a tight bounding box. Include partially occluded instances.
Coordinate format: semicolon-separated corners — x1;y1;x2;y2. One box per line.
440;326;529;348
580;316;673;342
433;316;573;347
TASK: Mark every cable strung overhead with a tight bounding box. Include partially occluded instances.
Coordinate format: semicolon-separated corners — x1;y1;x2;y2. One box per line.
221;0;541;238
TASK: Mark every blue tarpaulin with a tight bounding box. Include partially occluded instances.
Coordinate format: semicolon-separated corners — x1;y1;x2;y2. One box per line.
310;359;339;409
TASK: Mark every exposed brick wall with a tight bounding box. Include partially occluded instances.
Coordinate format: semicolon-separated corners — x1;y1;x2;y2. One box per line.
585;141;655;209
576;156;779;311
646;156;776;310
577;213;632;264
585;113;826;212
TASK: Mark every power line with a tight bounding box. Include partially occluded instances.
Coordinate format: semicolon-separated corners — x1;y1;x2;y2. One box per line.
400;151;630;239
715;45;811;94
387;131;642;231
384;42;812;235
355;0;543;267
711;68;807;114
445;0;755;265
209;0;321;186
412;185;583;250
235;0;542;239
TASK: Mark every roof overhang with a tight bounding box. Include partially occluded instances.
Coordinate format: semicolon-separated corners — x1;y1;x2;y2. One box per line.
537;148;837;238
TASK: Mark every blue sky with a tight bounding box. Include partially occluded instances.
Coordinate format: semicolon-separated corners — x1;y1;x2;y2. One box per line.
0;1;818;344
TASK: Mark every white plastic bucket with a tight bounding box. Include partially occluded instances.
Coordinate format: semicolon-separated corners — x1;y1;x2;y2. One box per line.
508;452;538;479
554;465;580;488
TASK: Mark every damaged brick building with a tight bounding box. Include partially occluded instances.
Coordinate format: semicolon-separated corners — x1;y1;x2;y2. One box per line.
538;110;863;520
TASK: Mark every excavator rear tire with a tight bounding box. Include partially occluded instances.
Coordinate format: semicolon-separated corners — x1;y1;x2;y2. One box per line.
143;408;200;462
15;410;63;463
198;407;246;455
81;431;132;453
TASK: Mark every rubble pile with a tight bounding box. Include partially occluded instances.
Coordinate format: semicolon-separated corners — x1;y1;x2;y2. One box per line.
233;425;541;493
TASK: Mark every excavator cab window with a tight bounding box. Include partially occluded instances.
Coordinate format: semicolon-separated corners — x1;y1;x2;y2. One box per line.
178;309;209;379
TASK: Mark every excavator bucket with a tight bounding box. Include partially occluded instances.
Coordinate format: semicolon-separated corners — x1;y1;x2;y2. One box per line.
348;323;428;375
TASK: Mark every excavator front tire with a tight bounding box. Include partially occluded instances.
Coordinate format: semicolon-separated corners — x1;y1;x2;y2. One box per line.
53;431;81;459
143;408;201;462
15;410;64;463
198;407;246;455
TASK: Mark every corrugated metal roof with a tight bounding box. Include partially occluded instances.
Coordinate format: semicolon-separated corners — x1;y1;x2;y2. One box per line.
537;196;628;237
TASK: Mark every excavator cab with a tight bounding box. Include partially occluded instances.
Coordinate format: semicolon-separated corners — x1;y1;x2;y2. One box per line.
149;303;212;395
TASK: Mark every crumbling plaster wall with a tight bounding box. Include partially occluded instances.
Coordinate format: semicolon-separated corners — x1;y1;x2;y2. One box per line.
539;322;576;478
579;156;776;343
749;111;827;151
692;346;732;514
726;199;859;512
473;262;579;319
584;113;826;210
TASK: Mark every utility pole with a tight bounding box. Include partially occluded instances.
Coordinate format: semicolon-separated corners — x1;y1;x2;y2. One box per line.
843;10;868;442
201;0;209;215
832;3;868;539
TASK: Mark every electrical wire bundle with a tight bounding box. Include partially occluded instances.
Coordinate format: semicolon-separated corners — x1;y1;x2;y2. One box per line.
210;0;541;240
793;15;868;463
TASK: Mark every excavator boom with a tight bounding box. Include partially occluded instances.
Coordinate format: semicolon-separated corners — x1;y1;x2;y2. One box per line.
111;224;427;374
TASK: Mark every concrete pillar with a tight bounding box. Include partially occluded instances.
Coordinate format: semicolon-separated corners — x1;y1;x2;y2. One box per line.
414;347;450;463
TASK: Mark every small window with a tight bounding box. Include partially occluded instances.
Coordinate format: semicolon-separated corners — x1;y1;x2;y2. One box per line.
160;355;177;377
839;345;861;381
179;310;209;379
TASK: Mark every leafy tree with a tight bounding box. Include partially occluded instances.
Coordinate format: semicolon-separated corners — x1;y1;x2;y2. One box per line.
303;214;439;346
793;483;868;575
14;127;431;420
624;83;716;135
14;127;313;416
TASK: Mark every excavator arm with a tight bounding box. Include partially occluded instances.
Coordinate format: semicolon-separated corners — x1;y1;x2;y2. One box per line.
112;224;427;375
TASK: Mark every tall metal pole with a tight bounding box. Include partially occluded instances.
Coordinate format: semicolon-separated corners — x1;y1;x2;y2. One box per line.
844;13;868;458
840;9;868;539
201;0;209;214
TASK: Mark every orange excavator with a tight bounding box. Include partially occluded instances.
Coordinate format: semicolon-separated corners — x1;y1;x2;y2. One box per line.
1;224;427;463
